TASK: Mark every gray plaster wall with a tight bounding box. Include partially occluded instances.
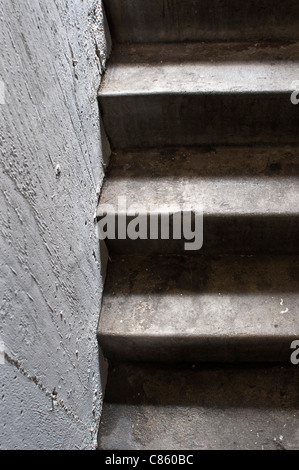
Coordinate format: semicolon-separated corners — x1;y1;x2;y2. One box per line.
0;0;111;449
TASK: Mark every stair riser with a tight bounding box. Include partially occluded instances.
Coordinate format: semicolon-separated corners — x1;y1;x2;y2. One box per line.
104;0;299;43
98;215;299;255
100;93;299;149
98;336;295;363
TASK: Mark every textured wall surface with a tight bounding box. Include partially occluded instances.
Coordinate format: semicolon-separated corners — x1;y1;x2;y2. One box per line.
0;0;111;449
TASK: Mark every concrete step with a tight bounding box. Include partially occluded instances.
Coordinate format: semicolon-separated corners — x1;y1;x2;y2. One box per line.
97;254;299;362
97;146;299;255
104;0;299;43
99;42;299;149
98;362;299;450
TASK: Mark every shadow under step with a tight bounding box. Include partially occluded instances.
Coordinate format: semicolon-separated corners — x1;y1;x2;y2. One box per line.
104;0;299;43
98;362;299;450
97;146;299;255
97;254;299;363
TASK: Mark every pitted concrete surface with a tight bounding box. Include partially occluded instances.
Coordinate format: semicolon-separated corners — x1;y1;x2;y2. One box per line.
0;0;110;449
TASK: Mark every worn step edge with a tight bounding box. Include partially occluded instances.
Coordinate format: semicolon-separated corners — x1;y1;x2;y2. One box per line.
99;42;299;96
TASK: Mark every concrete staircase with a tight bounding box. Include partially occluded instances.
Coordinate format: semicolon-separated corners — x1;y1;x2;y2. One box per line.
97;1;299;450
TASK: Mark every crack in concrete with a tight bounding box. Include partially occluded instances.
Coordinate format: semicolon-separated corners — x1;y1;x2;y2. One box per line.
4;352;85;426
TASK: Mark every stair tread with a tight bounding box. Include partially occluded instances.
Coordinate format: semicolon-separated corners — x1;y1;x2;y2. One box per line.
98;254;299;361
98;362;299;450
99;42;299;96
98;146;299;216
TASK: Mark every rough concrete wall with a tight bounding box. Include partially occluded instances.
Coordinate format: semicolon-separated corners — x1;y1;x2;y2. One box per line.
0;0;111;449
